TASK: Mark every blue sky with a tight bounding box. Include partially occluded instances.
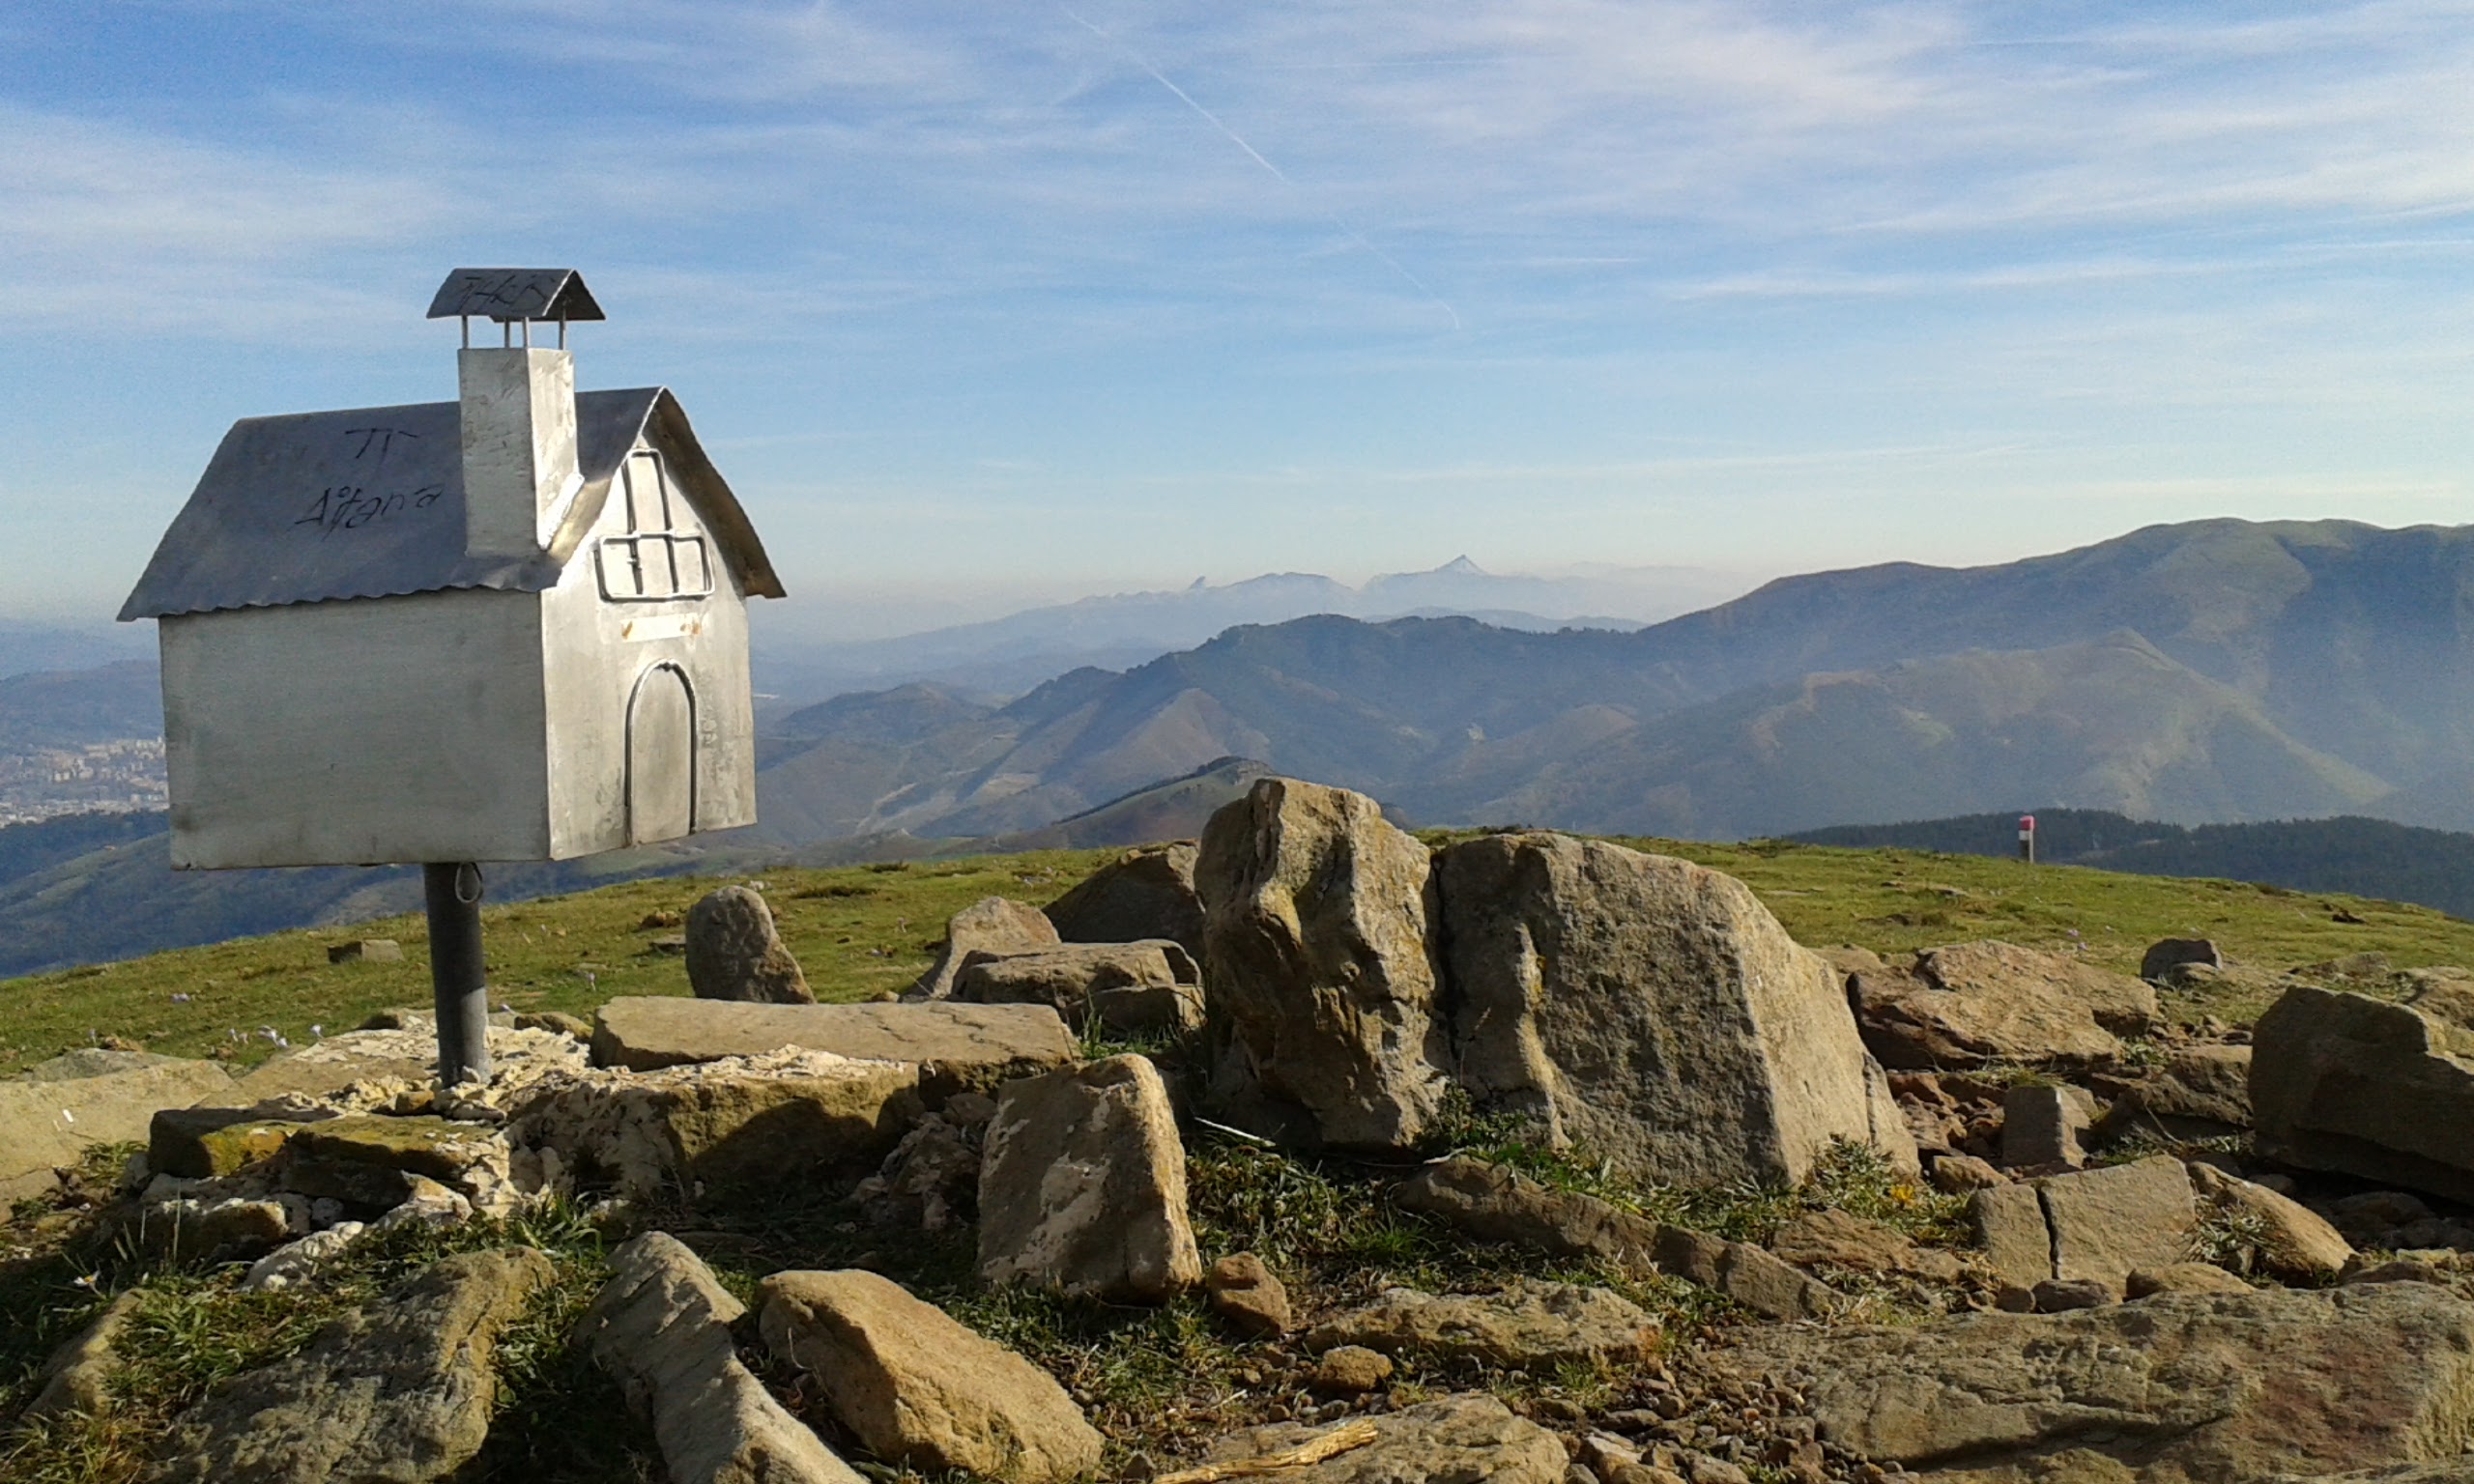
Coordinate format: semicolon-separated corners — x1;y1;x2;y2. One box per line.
4;1;2471;636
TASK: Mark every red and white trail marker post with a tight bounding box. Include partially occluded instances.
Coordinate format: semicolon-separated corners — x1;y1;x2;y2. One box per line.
2018;813;2037;866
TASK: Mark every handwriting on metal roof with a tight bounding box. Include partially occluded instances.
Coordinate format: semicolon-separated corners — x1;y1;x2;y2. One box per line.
426;269;606;324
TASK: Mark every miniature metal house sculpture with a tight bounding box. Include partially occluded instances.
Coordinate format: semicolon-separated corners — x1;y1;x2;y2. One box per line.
120;269;784;1081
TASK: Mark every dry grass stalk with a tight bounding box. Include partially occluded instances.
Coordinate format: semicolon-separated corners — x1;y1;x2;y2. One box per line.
1151;1418;1382;1483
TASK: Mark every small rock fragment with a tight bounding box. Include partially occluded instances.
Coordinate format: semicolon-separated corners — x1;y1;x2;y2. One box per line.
1311;1345;1395;1394
1206;1252;1293;1337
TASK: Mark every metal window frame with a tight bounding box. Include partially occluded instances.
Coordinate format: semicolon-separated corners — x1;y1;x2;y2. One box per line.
595;448;714;602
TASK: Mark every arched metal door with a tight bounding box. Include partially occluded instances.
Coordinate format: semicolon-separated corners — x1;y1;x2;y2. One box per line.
625;664;696;843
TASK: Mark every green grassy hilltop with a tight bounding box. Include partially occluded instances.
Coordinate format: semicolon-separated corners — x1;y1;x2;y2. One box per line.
5;833;2468;1072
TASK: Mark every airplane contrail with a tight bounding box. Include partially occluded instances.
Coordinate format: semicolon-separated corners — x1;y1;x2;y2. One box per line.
1061;7;1463;332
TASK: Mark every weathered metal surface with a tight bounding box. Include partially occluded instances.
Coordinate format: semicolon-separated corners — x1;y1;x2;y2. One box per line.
538;443;759;858
156;434;759;868
460;347;579;559
159;589;555;868
425;268;605;323
119;388;781;620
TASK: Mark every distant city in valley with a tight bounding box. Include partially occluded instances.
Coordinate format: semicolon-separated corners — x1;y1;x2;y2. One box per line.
0;737;165;827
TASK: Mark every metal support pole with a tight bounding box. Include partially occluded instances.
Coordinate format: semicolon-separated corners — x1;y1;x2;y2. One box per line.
422;862;493;1086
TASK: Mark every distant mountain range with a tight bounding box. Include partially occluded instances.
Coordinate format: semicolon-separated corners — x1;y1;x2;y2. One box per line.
746;519;2474;842
0;618;151;682
21;517;2474;973
749;557;1750;704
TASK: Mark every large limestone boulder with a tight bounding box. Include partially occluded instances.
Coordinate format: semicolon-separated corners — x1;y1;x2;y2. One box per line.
145;1247;552;1483
507;1050;922;1199
978;1054;1201;1302
1849;941;2157;1070
1306;1280;1660;1370
1197;778;1450;1150
685;886;814;1004
1196;1395;1567;1484
2253;985;2474;1202
909;897;1060;1001
1044;842;1206;957
953;941;1203;1035
581;1232;861;1484
1726;1283;2474;1481
0;1051;232;1200
590;997;1076;1096
1442;831;1916;1186
757;1269;1102;1484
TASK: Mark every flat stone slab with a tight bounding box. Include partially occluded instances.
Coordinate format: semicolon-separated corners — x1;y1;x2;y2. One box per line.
0;1054;233;1201
1726;1283;2474;1482
146;1247;552;1483
590;997;1077;1084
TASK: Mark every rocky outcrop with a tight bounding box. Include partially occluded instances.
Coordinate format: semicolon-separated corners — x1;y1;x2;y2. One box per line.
953;941;1203;1035
2253;985;2474;1203
279;1113;514;1215
978;1054;1201;1302
150;1106;328;1180
2000;1083;2095;1169
2142;937;2224;980
1393;1156;1842;1319
220;1021;586;1107
1197;1395;1567;1484
581;1233;861;1484
1395;1156;1661;1268
1649;1224;1843;1322
756;1269;1102;1484
1849;941;2157;1070
1044;842;1206;957
1768;1208;1966;1283
1307;1280;1659;1369
685;886;814;1004
23;1291;141;1423
1197;777;1450;1150
0;1051;233;1201
910;897;1059;1001
2104;1043;2254;1142
145;1247;552;1483
508;1050;922;1199
1971;1156;2198;1297
1440;831;1916;1186
589;997;1076;1095
2188;1162;2352;1281
1727;1283;2474;1481
850;1095;991;1233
